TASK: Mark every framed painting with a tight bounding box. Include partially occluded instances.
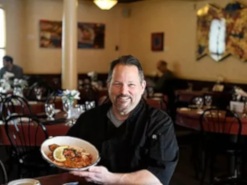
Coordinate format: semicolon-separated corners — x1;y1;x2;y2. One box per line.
39;20;62;48
77;22;105;49
151;32;164;51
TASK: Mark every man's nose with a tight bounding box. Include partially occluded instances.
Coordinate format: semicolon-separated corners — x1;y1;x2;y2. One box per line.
120;84;128;94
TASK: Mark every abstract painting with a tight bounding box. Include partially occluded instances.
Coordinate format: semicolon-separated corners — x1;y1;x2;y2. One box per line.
197;2;247;62
39;20;62;48
77;22;105;49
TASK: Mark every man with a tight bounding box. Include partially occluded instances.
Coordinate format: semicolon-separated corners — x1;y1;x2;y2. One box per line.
0;55;23;79
67;56;178;185
154;60;175;95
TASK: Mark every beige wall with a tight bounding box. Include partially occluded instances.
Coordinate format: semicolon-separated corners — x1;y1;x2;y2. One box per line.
0;0;124;74
0;0;24;67
126;0;247;84
1;0;247;84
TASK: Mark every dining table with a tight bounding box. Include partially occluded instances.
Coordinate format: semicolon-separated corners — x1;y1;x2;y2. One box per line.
0;111;72;146
36;172;91;185
4;172;92;185
176;107;247;135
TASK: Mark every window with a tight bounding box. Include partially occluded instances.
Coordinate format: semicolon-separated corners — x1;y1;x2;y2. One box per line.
208;18;226;61
0;8;6;68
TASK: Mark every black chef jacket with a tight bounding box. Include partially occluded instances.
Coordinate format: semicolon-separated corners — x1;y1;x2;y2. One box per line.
67;101;178;185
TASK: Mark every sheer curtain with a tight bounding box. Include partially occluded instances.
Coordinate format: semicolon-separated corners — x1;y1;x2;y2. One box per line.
0;8;6;68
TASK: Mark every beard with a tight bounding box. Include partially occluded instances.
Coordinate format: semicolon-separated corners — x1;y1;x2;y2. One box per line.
115;95;132;114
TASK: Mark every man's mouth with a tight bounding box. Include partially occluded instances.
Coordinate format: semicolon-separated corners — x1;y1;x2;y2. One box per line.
117;96;130;102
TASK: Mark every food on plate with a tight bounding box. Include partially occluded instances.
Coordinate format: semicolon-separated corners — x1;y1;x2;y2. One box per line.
47;144;93;168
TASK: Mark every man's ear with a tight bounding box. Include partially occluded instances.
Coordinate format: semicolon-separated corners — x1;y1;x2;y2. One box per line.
142;80;146;93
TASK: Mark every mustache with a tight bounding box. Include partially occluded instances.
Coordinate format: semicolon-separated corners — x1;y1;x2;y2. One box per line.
117;95;131;99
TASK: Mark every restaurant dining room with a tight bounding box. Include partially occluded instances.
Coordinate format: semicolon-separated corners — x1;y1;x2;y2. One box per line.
1;0;247;184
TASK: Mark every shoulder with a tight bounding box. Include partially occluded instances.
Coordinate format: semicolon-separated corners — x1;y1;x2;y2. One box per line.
14;65;23;70
144;104;173;134
0;67;5;72
76;103;110;123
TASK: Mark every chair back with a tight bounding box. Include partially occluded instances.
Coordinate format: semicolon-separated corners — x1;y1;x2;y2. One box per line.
143;98;168;113
78;86;99;105
5;114;48;158
0;160;8;184
2;95;33;121
27;81;55;102
200;108;242;135
200;108;242;148
98;95;110;105
0;93;7;120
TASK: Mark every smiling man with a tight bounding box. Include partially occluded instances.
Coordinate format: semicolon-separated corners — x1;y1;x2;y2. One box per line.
67;55;178;185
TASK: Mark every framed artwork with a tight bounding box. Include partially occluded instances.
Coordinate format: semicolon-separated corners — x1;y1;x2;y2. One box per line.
197;2;247;62
77;22;105;49
151;32;164;51
39;20;62;48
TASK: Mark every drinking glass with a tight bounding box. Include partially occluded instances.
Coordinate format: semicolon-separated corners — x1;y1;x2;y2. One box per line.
75;104;85;114
204;95;212;107
63;99;70;115
34;87;42;100
45;103;55;120
90;101;95;108
85;101;91;110
195;97;203;110
148;87;154;98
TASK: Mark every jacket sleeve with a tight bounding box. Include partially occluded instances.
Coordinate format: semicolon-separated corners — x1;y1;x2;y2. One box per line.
146;112;179;185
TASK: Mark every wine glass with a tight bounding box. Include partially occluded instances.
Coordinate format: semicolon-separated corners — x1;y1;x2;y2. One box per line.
204;95;212;107
195;97;204;110
148;87;154;98
90;101;95;108
75;104;85;114
85;101;91;110
63;99;70;117
34;87;42;100
45;103;55;120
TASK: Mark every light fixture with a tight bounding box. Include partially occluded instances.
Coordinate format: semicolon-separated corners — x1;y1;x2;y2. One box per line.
93;0;118;10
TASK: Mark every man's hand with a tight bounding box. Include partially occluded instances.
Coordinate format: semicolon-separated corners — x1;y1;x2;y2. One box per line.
71;166;161;185
70;166;117;184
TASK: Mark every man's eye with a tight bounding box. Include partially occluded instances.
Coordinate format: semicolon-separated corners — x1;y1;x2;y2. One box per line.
129;84;135;87
113;83;121;86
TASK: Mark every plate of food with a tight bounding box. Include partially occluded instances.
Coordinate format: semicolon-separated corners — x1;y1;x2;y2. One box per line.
40;136;100;171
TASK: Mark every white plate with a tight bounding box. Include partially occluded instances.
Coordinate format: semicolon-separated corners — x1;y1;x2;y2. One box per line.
8;179;40;185
28;101;38;105
54;109;61;114
153;93;163;97
179;107;190;111
40;136;100;171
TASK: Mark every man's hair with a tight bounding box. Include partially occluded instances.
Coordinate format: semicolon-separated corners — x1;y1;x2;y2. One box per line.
3;55;13;64
159;60;167;66
107;55;145;83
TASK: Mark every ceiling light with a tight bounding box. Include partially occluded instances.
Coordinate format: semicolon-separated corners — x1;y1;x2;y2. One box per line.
93;0;118;10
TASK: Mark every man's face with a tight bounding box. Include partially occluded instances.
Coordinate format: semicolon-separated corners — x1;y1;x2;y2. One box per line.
157;63;167;73
108;64;146;115
3;59;7;67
